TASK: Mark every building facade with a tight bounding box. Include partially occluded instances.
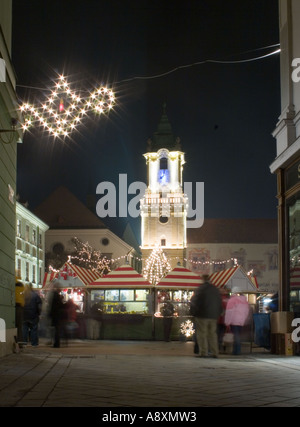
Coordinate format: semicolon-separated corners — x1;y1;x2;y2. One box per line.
15;202;49;287
186;219;278;293
0;0;23;356
270;0;300;311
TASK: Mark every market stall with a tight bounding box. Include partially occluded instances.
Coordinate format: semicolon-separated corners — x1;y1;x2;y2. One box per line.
154;264;202;341
209;265;263;350
208;265;259;294
88;264;154;340
41;262;100;338
42;262;99;312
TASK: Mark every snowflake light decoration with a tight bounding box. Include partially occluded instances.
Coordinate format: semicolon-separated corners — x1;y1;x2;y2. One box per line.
180;320;195;338
20;75;115;138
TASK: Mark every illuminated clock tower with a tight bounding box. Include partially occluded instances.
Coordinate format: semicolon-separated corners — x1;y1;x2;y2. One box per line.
140;104;188;268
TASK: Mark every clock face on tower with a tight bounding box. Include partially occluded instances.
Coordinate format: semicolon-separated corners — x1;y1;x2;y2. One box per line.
159;169;169;185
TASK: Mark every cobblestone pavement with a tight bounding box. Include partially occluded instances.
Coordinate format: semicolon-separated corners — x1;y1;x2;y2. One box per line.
1;339;300;410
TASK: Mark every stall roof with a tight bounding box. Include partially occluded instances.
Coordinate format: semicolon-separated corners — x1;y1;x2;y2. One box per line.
42;262;99;289
88;265;152;289
43;270;59;288
156;265;202;289
290;267;300;289
209;266;259;293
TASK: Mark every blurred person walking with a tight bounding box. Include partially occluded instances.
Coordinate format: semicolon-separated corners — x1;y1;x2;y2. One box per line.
87;301;103;340
190;275;222;358
48;285;64;348
22;283;42;346
64;298;79;339
225;293;250;355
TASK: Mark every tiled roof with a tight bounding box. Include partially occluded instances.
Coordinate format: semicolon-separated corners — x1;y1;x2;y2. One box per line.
34;186;106;229
187;218;278;244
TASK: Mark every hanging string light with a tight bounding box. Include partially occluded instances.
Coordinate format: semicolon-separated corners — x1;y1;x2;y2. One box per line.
143;246;172;286
19;74;115;138
70;237;111;277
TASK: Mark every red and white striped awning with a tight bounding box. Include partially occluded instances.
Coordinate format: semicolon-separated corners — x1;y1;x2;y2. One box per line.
156;266;202;289
209;266;258;292
42;270;59;288
42;262;100;288
209;266;239;288
290;267;300;288
88;265;152;288
66;263;99;286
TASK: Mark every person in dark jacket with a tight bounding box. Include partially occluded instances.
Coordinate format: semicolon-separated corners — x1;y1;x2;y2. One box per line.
161;299;174;342
190;275;222;358
87;301;103;340
48;285;64;348
22;283;42;346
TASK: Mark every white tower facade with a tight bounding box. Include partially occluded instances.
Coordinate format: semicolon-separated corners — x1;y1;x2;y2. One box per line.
140;105;188;268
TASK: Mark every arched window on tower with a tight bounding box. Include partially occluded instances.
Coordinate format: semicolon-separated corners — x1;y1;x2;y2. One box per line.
159;157;169;184
160;157;168;170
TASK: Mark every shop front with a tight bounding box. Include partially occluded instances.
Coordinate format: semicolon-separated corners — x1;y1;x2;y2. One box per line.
272;161;300;312
41;262;99;338
154;265;202;341
88;265;154;340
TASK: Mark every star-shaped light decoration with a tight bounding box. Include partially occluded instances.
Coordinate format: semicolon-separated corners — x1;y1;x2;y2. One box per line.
180;319;195;338
20;75;115;138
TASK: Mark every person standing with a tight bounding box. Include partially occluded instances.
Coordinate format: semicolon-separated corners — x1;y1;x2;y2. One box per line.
48;285;64;348
22;283;42;346
161;299;174;342
224;293;250;355
191;275;223;358
87;301;103;340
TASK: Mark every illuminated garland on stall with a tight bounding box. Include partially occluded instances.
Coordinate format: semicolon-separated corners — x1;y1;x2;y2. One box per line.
143;246;172;286
20;74;115;138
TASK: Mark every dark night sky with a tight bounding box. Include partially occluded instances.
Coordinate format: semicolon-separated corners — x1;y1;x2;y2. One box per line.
12;0;280;243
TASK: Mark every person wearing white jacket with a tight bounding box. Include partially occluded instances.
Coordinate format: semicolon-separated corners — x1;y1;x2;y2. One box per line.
224;293;250;355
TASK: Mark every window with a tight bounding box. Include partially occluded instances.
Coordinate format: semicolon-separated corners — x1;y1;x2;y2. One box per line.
25;262;29;281
160;157;168;170
135;289;149;301
105;290;119;301
17;259;21;278
16;219;21;236
91;289;150;314
32;229;36;244
25;224;30;241
32;265;36;283
161;239;166;246
159;216;168;224
120;290;134;301
52;243;64;255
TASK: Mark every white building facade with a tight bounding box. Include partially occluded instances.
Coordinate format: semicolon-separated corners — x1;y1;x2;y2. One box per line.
16;202;49;287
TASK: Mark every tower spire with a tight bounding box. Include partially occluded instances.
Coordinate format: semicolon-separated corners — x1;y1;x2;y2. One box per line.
149;103;177;151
